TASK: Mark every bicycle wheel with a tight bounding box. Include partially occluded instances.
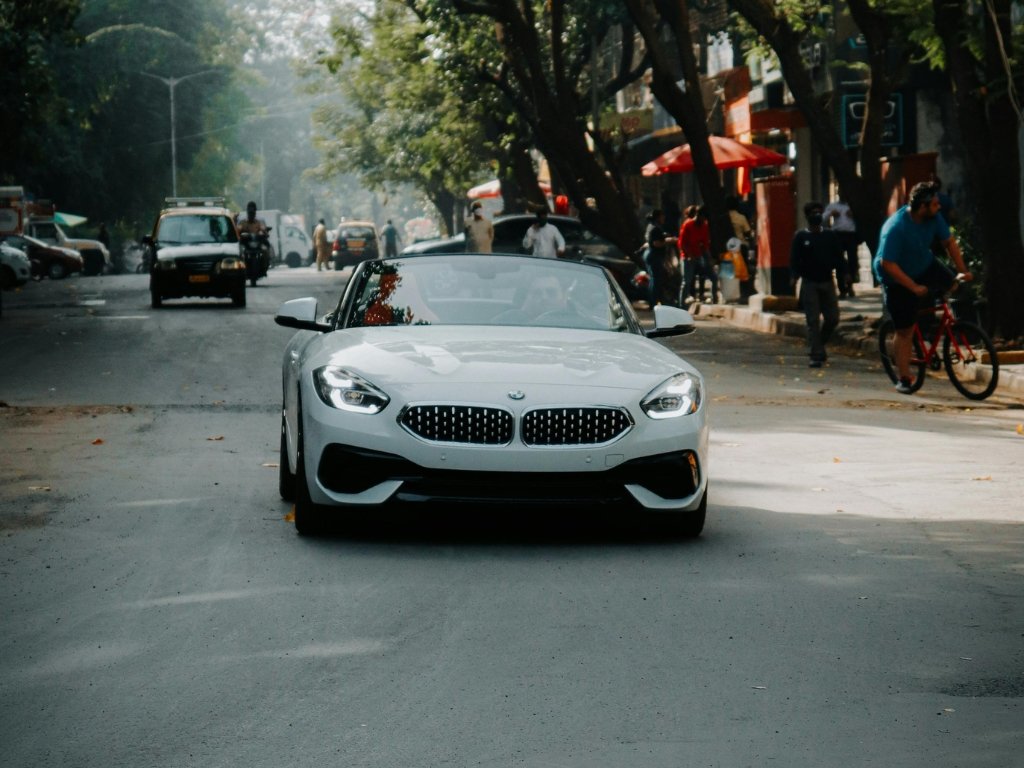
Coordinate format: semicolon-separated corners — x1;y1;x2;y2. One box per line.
878;318;926;392
943;321;999;400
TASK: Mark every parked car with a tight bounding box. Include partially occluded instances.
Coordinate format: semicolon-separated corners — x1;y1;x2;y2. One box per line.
274;253;708;536
401;214;642;300
1;233;84;280
145;197;247;308
0;242;32;289
332;220;380;269
24;218;110;276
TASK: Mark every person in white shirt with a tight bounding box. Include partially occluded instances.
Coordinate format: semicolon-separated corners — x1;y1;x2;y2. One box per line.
522;209;565;258
823;198;860;296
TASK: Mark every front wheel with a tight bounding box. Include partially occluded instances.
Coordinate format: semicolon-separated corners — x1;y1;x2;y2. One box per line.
293;404;325;536
878;318;925;392
655;487;707;538
279;410;296;501
943;321;999;400
48;262;67;280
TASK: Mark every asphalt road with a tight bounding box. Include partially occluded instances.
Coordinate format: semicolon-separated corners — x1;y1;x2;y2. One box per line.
1;269;1022;767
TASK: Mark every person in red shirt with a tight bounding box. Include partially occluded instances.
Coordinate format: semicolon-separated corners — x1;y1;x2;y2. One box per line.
677;205;716;304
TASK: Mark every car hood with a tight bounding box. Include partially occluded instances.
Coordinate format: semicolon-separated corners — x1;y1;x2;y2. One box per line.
64;237;109;255
302;325;695;391
156;243;240;261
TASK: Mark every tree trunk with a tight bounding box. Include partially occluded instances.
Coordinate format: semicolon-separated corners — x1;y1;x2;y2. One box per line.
625;0;731;256
934;0;1024;338
730;0;896;257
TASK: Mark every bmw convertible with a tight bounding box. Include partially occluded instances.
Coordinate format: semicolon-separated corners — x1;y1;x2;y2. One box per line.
275;253;709;536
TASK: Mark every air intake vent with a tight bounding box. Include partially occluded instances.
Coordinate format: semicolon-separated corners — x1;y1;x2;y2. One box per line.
399;405;514;445
522;407;632;446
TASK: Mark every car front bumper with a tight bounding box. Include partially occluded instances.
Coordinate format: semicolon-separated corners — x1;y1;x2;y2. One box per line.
151;270;245;298
298;389;709;514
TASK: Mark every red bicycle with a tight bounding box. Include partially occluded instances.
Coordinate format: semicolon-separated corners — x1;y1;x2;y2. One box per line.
878;277;999;400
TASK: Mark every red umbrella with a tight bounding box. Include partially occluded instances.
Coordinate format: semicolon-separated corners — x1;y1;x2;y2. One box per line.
467;179;552;199
641;136;788;176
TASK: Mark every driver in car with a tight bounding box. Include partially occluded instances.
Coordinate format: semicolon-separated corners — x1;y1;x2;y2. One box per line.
521;274;567;319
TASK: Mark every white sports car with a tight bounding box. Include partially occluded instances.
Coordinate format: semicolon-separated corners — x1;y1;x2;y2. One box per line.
275;253;709;535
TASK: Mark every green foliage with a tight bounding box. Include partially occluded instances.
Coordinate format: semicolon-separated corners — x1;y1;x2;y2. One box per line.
0;0;83;173
310;2;492;224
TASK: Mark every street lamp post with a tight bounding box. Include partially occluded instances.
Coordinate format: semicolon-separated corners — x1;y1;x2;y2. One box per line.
140;70;218;197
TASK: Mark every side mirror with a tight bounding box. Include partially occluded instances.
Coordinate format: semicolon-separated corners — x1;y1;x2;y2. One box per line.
646;304;696;338
274;297;332;332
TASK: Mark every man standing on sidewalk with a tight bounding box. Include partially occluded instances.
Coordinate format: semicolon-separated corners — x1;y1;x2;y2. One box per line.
790;201;849;368
313;218;330;271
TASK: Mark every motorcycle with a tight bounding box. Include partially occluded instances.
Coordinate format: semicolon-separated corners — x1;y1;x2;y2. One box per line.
239;228;272;287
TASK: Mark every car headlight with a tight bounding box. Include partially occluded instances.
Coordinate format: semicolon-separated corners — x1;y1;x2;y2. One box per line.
218;257;244;271
641;372;701;419
313;366;390;414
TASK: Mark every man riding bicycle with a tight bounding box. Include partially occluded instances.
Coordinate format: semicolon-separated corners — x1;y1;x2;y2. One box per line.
872;181;972;394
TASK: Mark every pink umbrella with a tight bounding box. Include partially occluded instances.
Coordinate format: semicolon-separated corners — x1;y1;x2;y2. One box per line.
467;179;552;199
641;136;788;176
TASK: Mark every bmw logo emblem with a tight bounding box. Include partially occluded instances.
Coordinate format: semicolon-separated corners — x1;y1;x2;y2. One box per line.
507;390;526;400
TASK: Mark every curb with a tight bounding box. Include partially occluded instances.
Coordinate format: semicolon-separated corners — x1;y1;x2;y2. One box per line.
686;295;1024;400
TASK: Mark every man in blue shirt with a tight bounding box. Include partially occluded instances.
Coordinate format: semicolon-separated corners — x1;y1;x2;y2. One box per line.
873;181;972;393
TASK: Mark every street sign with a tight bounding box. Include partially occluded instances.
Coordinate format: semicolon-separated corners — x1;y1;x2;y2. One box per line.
841;92;903;148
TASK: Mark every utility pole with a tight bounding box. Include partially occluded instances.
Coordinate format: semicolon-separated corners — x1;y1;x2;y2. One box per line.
140;70;218;197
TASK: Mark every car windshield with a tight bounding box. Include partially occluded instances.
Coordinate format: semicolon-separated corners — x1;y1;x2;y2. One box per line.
157;214;238;245
342;255;634;332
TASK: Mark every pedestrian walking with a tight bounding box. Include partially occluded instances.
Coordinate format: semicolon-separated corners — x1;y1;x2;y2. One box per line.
678;205;716;304
465;202;495;253
522;208;564;258
790;202;848;368
823;197;861;296
96;222;111;250
381;219;401;258
644;209;675;306
313;218;330;271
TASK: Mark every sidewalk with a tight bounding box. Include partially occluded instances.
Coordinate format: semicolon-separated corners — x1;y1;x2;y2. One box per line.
682;285;1024;399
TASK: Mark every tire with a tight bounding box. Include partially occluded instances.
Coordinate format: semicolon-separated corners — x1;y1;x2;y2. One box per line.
232;287;246;307
286;252;301;269
150;290;162;308
293;403;325;536
249;276;257;287
878;318;925;392
0;266;14;290
943;321;999;400
658;487;707;538
279;410;296;502
82;250;103;276
48;261;67;280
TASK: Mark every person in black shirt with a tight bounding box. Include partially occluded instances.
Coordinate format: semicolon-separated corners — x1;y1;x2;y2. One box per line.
790;201;849;367
645;208;676;306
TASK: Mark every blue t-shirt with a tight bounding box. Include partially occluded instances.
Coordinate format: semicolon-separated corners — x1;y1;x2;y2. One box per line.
873;206;950;285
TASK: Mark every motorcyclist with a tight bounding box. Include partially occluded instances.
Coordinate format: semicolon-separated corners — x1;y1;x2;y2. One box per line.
236;201;272;278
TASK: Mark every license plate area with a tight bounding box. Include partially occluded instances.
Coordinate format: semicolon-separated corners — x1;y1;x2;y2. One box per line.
188;274;211;283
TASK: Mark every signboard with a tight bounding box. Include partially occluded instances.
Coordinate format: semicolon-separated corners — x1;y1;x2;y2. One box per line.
0;186;25;236
841;92;903;148
599;108;653;137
